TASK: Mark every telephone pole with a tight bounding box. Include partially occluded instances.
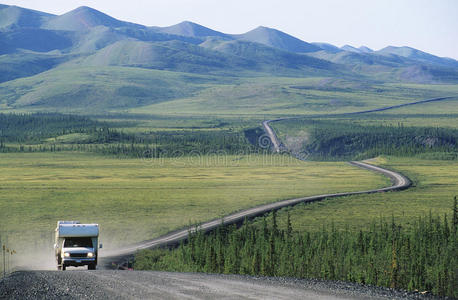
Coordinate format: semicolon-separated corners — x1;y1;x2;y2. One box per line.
2;244;5;277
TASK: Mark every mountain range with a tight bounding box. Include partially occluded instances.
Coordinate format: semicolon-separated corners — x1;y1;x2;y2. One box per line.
0;4;457;111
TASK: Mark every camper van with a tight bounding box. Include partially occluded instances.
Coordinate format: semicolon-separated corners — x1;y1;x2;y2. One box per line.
54;221;101;270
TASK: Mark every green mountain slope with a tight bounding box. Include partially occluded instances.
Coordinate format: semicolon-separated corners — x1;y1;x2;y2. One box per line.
67;40;254;73
42;6;144;31
157;21;229;38
312;42;342;53
0;28;73;54
308;50;458;83
0;4;53;29
70;26;125;53
377;46;458;68
234;26;321;53
201;39;338;74
0;66;212;110
0;52;73;83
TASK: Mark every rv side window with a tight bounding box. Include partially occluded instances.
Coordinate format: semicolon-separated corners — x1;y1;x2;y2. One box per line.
64;237;93;248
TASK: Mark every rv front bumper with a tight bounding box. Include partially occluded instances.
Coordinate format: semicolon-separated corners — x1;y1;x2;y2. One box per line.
63;258;96;267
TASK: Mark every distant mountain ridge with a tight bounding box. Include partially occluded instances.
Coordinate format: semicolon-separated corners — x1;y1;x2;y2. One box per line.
0;4;53;29
0;5;455;63
42;6;144;31
377;46;458;68
0;4;457;111
156;21;229;39
233;26;321;53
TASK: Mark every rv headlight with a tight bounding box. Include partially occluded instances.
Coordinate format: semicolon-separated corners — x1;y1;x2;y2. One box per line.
87;252;94;258
64;252;70;257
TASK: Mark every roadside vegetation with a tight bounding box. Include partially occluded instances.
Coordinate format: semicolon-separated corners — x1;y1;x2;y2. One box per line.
272;117;458;161
135;201;457;297
131;101;457;298
134;154;458;298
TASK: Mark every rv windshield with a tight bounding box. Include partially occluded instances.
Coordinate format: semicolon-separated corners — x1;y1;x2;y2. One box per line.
64;237;93;248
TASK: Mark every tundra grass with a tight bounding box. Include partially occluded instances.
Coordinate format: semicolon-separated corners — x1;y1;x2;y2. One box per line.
266;156;458;232
92;114;264;135
329;114;458;129
130;80;458;116
0;152;388;252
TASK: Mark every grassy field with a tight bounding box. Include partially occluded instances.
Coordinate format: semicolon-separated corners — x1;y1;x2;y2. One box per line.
130;80;458;116
329;113;458;129
264;156;458;232
0;152;388;252
93;114;264;135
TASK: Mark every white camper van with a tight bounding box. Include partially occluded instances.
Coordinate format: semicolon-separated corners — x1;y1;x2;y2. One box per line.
54;221;102;270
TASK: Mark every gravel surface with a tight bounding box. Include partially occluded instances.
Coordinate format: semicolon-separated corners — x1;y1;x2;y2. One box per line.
0;271;444;299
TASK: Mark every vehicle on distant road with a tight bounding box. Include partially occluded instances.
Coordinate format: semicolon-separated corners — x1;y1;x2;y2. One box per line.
54;221;102;271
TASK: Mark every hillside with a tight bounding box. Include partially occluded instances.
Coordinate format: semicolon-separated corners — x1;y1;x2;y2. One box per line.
156;21;229;38
0;4;53;29
312;42;342;53
0;66;210;110
201;39;338;73
377;46;458;68
67;39;254;73
234;26;321;53
308;50;458;83
42;6;144;31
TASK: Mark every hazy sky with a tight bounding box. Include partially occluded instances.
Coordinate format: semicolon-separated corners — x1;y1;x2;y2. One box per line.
2;0;458;59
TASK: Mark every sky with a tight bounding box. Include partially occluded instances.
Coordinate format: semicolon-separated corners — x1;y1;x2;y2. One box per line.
2;0;458;59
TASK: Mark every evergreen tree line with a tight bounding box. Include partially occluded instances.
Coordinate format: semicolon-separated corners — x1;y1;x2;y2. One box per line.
0;130;256;158
135;199;458;297
0;113;99;142
0;113;258;157
282;119;458;160
0;113;145;145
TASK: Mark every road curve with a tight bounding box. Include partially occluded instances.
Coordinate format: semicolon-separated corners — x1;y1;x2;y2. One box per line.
101;133;410;267
263;95;458;152
100;96;458;264
262;120;283;152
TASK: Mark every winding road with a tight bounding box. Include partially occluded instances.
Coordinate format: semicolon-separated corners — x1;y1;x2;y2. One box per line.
100;157;410;266
3;96;456;299
101;104;419;266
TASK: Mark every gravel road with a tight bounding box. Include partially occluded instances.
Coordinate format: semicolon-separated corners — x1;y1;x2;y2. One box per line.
100;118;411;266
0;271;440;299
100;159;410;267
